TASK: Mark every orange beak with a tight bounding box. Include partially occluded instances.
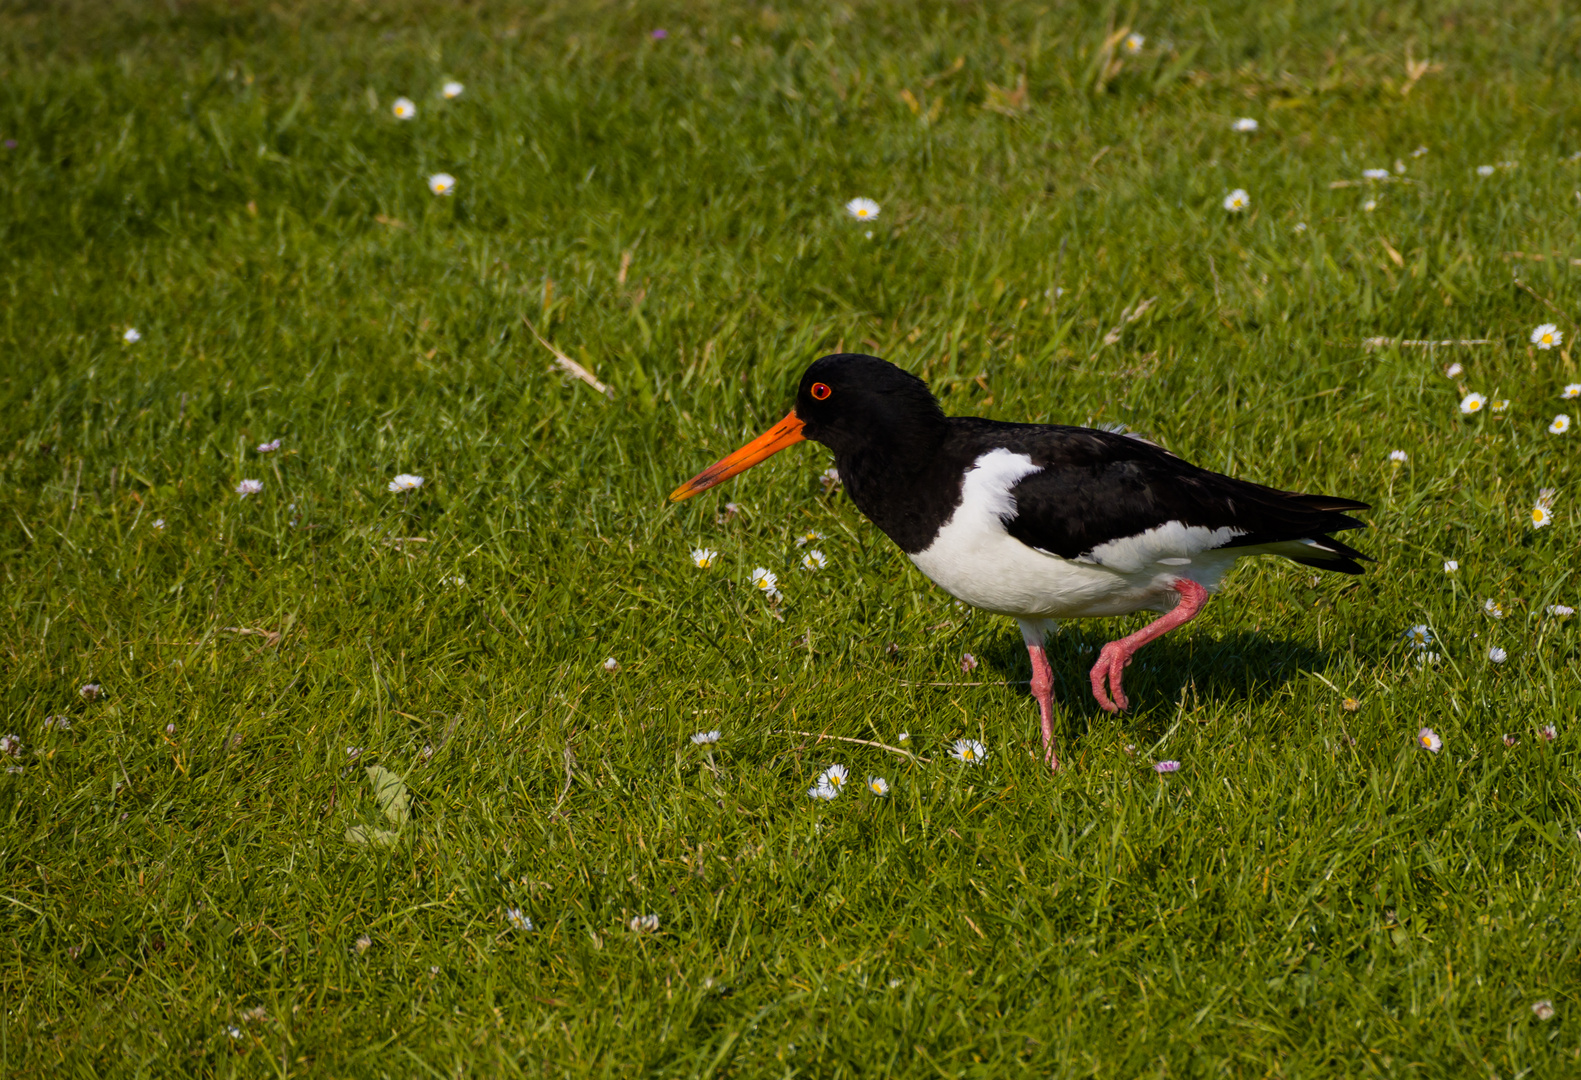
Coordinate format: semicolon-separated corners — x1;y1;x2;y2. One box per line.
668;411;806;501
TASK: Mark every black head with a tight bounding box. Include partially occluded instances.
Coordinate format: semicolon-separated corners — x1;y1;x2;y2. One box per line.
667;353;947;504
792;354;947;459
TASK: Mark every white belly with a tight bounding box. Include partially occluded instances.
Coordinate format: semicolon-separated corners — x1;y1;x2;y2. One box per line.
906;449;1245;619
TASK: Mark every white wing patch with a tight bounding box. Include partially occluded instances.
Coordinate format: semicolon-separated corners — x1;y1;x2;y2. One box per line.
1079;520;1245;574
957;448;1042;524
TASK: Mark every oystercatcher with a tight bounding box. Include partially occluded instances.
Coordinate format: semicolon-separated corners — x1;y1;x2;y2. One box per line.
669;354;1369;771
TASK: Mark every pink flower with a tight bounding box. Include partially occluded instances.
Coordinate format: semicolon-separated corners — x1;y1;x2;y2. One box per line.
960;653;978;673
1153;760;1181;773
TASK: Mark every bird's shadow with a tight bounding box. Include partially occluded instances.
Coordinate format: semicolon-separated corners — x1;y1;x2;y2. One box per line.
978;628;1328;736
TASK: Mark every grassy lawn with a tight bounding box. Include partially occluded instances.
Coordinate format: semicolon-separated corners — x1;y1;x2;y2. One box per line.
4;0;1581;1074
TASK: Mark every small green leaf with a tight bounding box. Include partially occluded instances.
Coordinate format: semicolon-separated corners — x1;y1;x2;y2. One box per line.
365;765;410;826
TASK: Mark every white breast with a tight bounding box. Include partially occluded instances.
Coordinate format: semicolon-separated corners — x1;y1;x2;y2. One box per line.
906;448;1243;619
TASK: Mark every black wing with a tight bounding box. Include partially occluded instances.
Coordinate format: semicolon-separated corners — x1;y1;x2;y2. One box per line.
969;421;1371;574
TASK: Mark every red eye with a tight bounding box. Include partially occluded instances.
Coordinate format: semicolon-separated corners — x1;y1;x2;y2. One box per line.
810;382;832;401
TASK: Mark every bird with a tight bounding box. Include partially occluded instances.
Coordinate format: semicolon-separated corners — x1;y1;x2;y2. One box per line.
669;354;1369;771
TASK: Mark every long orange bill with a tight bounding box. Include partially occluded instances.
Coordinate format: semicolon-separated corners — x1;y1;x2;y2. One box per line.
668;411;806;501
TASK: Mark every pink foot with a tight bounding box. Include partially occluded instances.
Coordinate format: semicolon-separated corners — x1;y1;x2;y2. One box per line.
1089;643;1130;713
1088;579;1210;713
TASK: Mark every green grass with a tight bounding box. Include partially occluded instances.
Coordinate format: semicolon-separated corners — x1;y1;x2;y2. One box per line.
3;1;1581;1074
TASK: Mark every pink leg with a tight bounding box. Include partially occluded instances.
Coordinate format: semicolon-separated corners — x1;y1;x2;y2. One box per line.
1026;642;1059;772
1018;619;1060;773
1090;579;1210;713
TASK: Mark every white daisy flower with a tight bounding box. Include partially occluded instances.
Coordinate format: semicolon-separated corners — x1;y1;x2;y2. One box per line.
1416;727;1442;753
392;97;416;120
0;735;19;757
1445;362;1463;378
1362;168;1390;180
1404;624;1433;648
1532;1000;1556;1021
1530;324;1562;349
388;473;424;493
1559;384;1581;400
152;518;165;530
442;81;464;100
819;764;848;792
505;908;533;931
1232;117;1258;133
123;327;141;344
1412;145;1429;157
950;738;986;765
690;547;718;569
1459;392;1487;414
1123;32;1145;53
801;549;827;571
1488;645;1508;663
750;567;779;593
1484;598;1504;618
845;198;880;221
1532;504;1553;528
602;657;619;672
794;530;824;547
1548;604;1575;617
1476;165;1495;177
235;478;263;496
808;783;837;800
1293;222;1307;233
256;439;280;453
346;746;362;760
1222;188;1250;212
866;776;889;797
1362;199;1378;212
1388;450;1407;463
1414;652;1441;667
897;732;910;743
1490;400;1509;413
1443;560;1458;572
428;173;455;196
629;913;660;934
1549;414;1571;435
690;730;721;745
